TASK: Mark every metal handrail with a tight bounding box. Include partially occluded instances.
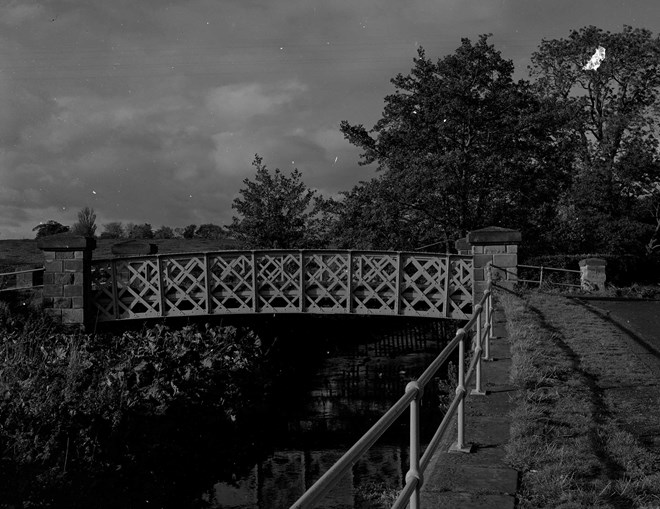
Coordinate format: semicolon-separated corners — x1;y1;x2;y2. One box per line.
291;265;495;509
0;267;45;277
0;267;45;292
516;264;581;289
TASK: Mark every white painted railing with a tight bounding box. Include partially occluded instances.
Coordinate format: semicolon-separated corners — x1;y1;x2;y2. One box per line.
290;267;494;508
90;250;474;321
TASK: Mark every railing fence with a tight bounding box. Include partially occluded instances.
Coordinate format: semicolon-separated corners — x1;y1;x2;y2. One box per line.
291;264;495;509
517;264;581;289
0;267;45;292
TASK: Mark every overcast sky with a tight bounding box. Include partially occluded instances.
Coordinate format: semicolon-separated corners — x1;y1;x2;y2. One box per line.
1;0;659;238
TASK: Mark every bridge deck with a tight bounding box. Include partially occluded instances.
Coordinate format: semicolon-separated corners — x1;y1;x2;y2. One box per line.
90;250;473;321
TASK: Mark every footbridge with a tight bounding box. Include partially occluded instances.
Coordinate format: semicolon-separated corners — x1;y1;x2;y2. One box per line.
89;250;474;322
34;226;521;327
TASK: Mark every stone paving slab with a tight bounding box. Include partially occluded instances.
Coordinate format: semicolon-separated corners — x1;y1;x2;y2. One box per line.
420;308;519;508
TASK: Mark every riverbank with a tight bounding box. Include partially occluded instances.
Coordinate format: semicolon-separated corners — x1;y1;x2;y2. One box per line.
501;291;660;508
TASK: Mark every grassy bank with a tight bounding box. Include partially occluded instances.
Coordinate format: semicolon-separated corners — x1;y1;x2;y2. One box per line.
501;291;660;508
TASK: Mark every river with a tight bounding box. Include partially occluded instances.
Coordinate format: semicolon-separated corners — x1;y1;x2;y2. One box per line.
199;316;456;509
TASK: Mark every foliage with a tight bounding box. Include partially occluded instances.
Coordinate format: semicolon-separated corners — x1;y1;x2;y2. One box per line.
339;36;571;251
153;225;175;239
71;206;97;238
318;178;429;250
125;222;154;239
0;305;264;505
531;25;660;253
100;221;125;239
32;220;70;239
179;224;197;239
195;223;225;240
229;154;322;248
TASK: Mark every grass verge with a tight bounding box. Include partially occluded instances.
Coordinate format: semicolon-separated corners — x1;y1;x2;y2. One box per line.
501;291;660;509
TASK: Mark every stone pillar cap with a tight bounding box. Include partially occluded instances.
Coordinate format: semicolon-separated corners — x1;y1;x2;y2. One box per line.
37;234;96;251
467;226;521;245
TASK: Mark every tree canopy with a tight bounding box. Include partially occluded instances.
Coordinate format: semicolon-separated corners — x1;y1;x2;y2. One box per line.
530;25;660;253
71;206;97;238
229;155;320;249
33;220;70;239
338;35;570;251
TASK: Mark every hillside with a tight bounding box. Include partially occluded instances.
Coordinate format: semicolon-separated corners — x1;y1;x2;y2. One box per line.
0;237;244;271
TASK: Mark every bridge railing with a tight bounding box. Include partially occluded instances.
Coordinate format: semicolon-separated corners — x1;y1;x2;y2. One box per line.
0;267;45;293
90;250;474;321
291;266;494;509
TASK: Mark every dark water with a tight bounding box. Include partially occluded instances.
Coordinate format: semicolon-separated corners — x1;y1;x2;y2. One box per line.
586;299;660;351
199;318;454;509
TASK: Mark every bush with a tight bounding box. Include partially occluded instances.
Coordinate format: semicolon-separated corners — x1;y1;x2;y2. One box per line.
0;306;265;505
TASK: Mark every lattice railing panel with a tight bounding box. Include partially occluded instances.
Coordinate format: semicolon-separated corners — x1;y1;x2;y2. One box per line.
208;254;254;312
256;253;302;312
304;253;349;313
448;257;473;319
90;250;474;321
351;254;398;315
113;259;161;319
91;262;116;321
400;255;448;317
162;257;207;316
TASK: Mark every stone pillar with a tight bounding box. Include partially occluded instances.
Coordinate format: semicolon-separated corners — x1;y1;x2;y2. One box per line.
579;258;606;291
37;234;96;328
467;226;521;298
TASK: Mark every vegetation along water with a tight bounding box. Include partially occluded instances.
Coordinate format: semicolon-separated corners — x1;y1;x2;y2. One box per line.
0;296;456;509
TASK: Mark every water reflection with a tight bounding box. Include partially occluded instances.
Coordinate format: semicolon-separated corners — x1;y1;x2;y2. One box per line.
206;447;403;509
202;319;453;509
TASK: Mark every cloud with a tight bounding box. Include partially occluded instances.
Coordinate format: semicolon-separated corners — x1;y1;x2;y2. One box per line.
0;1;42;26
206;80;308;121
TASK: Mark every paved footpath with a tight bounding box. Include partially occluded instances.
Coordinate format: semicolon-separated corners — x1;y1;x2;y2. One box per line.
421;304;519;508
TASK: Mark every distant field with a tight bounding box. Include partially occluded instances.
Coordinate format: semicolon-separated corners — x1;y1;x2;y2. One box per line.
0;237;244;271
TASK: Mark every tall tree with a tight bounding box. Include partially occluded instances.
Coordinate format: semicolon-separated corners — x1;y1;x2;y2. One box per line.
340;36;569;250
71;206;97;237
229;155;319;248
530;26;660;252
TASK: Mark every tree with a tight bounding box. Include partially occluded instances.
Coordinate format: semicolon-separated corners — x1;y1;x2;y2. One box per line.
71;206;97;237
530;25;660;252
340;36;570;251
33;220;70;239
195;223;225;240
100;222;125;239
341;35;566;249
229;155;320;248
319;178;434;250
126;223;154;239
153;225;175;239
180;224;197;239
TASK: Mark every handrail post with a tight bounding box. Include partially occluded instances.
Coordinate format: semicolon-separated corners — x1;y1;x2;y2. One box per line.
406;381;423;509
450;329;472;453
539;266;544;286
471;304;486;396
484;290;493;361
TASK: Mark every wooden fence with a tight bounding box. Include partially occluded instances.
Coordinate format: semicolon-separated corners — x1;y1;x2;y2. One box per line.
90;250;474;322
